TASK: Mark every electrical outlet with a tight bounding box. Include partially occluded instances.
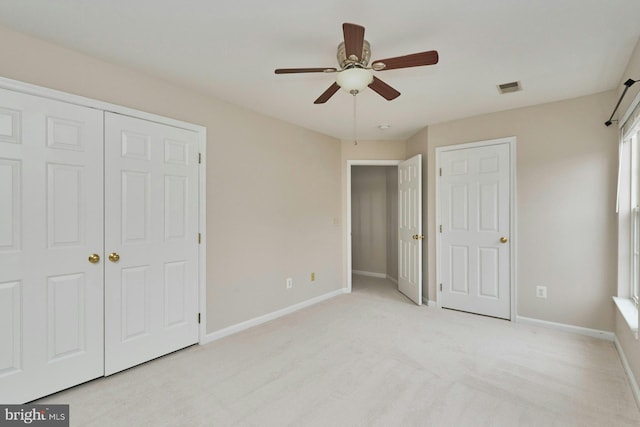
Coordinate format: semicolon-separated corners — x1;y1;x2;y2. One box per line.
311;272;315;282
536;286;547;299
286;278;293;289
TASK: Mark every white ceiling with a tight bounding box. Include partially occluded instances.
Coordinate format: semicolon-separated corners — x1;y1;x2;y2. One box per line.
0;0;639;140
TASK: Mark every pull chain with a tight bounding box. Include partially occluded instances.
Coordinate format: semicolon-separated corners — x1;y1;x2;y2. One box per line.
352;93;358;146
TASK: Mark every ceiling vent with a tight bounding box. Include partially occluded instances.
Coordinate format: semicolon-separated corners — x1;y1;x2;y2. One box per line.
497;81;522;94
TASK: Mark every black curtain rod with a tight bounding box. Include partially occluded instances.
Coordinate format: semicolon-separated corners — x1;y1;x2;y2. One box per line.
605;78;638;126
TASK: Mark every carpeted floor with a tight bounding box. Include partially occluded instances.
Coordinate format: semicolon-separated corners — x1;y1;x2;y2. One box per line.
38;275;640;426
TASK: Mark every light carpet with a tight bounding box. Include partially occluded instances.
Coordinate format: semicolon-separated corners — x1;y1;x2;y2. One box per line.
37;275;640;426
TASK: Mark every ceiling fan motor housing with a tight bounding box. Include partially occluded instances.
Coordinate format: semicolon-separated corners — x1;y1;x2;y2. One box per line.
273;23;439;104
337;40;371;69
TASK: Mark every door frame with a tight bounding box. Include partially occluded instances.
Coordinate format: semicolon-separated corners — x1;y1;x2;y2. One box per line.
346;159;402;293
0;76;209;342
435;137;517;320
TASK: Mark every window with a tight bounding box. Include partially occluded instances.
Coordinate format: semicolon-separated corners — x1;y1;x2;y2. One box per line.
616;97;640;335
622;109;640;305
631;131;640;303
633;206;640;303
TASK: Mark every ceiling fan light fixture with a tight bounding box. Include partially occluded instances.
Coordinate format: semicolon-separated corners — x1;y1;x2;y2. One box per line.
336;68;373;94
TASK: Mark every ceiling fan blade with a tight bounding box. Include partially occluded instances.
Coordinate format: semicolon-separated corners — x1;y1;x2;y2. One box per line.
343;23;365;60
368;77;401;101
372;50;439;71
275;67;337;74
314;83;341;104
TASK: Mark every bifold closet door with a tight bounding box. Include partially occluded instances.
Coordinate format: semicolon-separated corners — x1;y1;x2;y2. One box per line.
0;88;104;403
104;112;199;376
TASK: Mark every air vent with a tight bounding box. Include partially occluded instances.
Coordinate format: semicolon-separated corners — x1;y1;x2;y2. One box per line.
497;81;522;94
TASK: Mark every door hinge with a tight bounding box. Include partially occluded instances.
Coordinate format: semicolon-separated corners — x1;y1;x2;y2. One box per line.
439;225;442;233
198;233;201;244
439;168;442;176
440;283;443;292
198;153;202;164
198;313;201;324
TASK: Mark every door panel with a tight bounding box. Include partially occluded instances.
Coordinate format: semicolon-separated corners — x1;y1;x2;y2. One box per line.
47;164;84;247
164;261;188;327
450;245;469;294
121;171;150;243
165;175;188;239
0;159;20;251
478;248;499;297
47;273;86;361
439;143;510;319
0;88;104;403
0;280;21;377
398;154;422;305
104;113;199;376
121;266;150;341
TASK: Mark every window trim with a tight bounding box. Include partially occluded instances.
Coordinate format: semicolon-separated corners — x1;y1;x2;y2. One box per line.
616;91;640;337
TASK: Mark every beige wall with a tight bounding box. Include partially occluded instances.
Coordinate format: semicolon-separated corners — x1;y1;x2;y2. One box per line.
386;168;399;281
616;37;640;391
616;311;640;391
351;167;389;275
619;38;640;119
341;140;407;162
427;91;619;331
0;25;343;334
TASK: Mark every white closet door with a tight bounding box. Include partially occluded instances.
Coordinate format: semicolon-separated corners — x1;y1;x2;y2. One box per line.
104;112;199;375
439;143;511;319
0;88;104;403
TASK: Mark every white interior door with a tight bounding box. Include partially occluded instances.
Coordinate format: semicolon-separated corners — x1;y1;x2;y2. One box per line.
0;88;104;403
439;142;511;319
398;154;423;305
104;112;199;375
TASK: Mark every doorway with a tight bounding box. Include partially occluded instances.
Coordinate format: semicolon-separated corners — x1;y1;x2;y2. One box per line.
346;156;423;305
351;165;399;283
347;160;400;297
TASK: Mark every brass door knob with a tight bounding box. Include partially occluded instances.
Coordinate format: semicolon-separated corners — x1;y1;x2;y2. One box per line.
500;237;508;244
412;234;418;240
108;252;120;262
88;253;100;263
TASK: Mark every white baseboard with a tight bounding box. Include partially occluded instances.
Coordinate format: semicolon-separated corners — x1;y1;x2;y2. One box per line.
516;316;614;341
386;275;398;285
352;270;387;279
614;335;640;409
200;288;349;345
421;297;438;307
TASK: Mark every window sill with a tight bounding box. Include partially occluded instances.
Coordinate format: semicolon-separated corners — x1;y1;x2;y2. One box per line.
613;297;639;339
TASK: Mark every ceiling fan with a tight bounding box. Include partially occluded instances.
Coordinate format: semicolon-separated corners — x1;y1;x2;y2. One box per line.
274;23;439;104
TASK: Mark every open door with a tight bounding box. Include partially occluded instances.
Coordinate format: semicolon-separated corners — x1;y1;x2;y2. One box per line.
398;154;423;305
